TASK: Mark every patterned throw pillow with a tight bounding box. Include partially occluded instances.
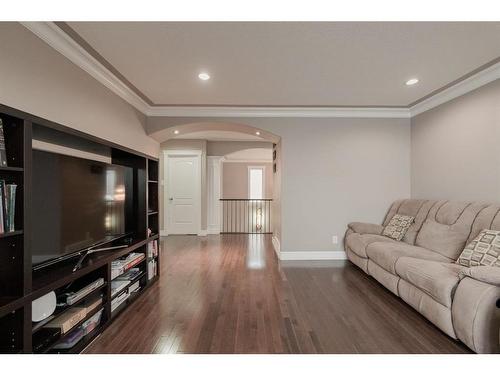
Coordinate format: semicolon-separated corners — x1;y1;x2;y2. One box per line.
456;229;500;267
382;214;415;241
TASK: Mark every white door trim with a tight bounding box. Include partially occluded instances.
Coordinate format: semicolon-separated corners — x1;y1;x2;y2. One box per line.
207;156;223;235
163;149;202;235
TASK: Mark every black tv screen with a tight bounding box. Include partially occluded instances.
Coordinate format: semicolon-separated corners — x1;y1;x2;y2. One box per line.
32;150;132;267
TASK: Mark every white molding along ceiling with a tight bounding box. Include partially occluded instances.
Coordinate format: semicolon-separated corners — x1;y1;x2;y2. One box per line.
409;61;500;116
21;22;150;114
147;106;411;118
22;22;500;119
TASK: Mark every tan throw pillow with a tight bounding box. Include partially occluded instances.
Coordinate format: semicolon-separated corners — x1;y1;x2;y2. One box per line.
456;229;500;267
382;214;414;241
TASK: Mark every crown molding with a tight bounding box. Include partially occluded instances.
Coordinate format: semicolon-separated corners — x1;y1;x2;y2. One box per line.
145;106;411;118
21;22;150;114
21;22;500;120
409;61;500;117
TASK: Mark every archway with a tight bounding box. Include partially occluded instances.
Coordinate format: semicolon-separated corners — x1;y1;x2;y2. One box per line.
153;121;282;257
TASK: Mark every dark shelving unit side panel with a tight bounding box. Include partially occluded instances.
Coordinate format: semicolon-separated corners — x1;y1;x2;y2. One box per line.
0;307;25;353
0;113;28;307
146;158;160;282
147;159;159;236
23;120;33;297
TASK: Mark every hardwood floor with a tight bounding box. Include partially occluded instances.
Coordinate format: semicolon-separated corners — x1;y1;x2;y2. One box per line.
84;234;471;354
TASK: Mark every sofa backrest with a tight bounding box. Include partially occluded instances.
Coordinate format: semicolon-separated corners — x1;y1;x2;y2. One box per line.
383;199;437;245
383;199;500;260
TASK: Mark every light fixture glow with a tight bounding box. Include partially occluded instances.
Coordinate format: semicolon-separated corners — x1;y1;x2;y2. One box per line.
406;78;419;86
173;130;179;135
198;72;210;81
255;131;261;136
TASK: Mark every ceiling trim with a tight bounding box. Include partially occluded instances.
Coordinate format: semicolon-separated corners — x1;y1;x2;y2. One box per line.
409;60;500;117
21;22;500;120
21;22;150;114
146;106;411;118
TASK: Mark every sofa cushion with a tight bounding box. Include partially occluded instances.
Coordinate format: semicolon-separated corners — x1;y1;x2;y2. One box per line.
415;219;470;260
382;214;415;241
365;241;451;275
395;257;465;307
456;229;500;267
382;199;440;245
345;233;395;258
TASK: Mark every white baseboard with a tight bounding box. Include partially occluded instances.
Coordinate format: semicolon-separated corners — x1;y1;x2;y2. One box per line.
207;229;220;235
279;251;347;261
272;236;281;257
160;230;168;237
198;230;208;237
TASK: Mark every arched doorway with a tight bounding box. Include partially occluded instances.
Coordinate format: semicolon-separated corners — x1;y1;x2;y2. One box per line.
150;121;282;256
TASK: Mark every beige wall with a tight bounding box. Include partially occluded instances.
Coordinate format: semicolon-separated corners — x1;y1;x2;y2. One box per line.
148;116;411;253
0;22;158;157
207;141;272;156
222;162;273;199
411;79;500;201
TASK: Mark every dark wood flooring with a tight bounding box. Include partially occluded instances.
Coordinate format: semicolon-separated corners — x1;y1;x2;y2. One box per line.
84;234;471;354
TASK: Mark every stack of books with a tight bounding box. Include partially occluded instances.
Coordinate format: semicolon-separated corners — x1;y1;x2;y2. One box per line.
111;253;145;279
0;180;17;234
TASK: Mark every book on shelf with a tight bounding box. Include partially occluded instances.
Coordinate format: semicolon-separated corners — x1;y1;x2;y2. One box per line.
148;259;157;280
0;179;16;234
147;240;158;258
0;118;7;167
111;253;145;280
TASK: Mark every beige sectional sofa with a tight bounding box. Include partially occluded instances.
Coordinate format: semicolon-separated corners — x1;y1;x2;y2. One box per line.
344;199;500;353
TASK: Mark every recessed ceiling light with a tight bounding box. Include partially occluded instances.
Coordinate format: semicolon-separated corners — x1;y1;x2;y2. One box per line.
406;78;419;86
173;130;179;135
198;72;210;81
255;131;261;136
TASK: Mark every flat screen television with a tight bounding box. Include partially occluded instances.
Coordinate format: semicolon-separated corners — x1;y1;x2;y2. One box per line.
32;150;133;269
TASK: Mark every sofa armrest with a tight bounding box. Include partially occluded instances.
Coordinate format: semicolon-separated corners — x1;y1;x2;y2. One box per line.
347;222;384;235
452;276;500;353
459;266;500;286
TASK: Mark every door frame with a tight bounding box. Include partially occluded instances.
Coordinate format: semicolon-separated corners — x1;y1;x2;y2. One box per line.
163;149;202;236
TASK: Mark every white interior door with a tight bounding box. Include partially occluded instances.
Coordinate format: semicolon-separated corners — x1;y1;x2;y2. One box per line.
166;152;201;234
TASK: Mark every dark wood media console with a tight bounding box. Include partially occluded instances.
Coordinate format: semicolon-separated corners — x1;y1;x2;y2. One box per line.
0;103;160;353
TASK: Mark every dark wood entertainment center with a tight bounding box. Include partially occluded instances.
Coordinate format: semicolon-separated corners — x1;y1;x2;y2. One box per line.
0;103;160;353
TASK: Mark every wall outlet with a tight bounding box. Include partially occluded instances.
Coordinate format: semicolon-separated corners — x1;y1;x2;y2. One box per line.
332;235;338;245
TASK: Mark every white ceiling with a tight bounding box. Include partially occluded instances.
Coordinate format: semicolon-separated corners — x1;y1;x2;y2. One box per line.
65;22;500;107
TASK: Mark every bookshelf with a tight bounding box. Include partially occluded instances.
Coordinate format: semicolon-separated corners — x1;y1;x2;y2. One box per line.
146;159;160;281
0;103;160;354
